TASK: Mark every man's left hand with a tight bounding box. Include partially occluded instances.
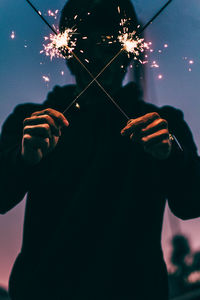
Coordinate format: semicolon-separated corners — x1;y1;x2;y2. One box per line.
121;112;172;160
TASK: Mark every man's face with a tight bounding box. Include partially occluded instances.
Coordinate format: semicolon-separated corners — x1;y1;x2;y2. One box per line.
69;30;129;94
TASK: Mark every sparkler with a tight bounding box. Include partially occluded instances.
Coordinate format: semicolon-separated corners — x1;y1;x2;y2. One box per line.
25;0;182;150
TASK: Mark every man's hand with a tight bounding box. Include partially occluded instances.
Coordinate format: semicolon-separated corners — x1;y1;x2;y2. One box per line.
121;112;172;160
21;108;69;165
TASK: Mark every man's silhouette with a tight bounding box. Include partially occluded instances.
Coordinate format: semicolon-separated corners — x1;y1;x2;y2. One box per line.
1;0;200;299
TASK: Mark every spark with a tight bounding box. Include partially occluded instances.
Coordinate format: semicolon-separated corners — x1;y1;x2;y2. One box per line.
188;68;192;72
189;60;194;64
10;31;15;39
61;71;64;76
151;61;159;68
118;6;121;14
75;103;80;109
158;74;163;80
47;9;59;19
42;28;77;60
42;75;50;82
164;43;168;48
85;59;90;63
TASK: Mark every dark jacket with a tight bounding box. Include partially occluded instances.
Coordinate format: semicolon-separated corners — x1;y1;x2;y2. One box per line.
1;82;200;300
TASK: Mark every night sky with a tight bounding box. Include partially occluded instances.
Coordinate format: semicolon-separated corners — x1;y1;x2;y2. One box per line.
0;0;200;289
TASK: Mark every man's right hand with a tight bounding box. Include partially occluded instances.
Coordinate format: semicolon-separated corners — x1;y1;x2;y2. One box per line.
21;108;69;165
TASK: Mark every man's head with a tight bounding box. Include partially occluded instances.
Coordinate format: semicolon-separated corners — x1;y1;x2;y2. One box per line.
59;0;139;93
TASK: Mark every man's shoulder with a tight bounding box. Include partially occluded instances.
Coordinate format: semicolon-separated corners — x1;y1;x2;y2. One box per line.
140;102;184;122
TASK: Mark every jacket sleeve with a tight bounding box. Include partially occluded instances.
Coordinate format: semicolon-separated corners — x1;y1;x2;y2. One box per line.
159;106;200;220
0;104;40;214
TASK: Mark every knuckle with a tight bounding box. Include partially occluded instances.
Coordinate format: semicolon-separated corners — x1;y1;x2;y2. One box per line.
43;138;50;147
141;137;147;143
43;114;52;122
160;119;168;126
43;123;50;131
23;118;30;125
23;134;31;143
151;112;160;118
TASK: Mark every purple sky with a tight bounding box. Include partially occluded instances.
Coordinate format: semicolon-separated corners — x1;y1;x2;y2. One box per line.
0;0;200;289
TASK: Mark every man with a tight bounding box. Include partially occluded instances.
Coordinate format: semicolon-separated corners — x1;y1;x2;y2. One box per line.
1;0;200;299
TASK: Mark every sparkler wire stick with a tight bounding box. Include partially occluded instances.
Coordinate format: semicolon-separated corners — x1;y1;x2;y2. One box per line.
25;0;130;120
65;0;174;113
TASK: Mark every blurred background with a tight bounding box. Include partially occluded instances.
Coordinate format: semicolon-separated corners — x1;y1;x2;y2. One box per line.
0;0;200;298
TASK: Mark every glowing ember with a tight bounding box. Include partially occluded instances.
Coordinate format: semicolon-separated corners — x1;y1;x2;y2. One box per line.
10;31;15;39
47;9;59;19
41;28;77;60
42;75;50;82
75;103;80;109
151;61;159;68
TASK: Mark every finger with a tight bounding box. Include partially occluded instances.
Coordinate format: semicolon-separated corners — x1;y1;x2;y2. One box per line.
121;112;160;136
24;124;52;139
31;108;69;128
23;134;50;156
141;129;169;147
23;115;61;136
140;118;168;138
